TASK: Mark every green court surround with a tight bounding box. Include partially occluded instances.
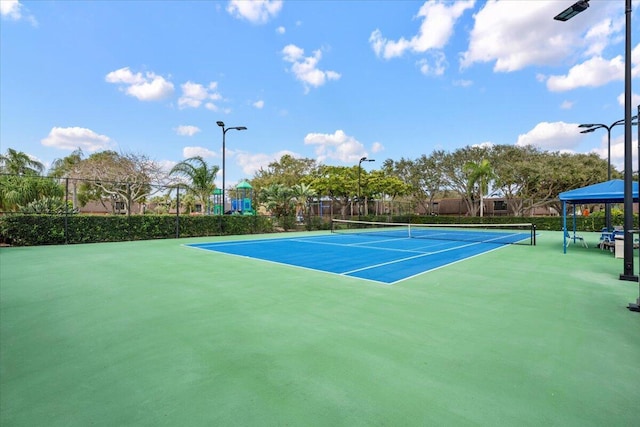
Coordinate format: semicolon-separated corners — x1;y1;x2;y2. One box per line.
1;230;638;426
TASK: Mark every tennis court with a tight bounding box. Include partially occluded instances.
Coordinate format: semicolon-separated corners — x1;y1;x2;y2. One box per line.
187;221;535;284
1;229;638;426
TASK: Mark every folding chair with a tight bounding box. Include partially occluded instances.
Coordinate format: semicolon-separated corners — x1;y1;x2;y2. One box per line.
565;229;588;248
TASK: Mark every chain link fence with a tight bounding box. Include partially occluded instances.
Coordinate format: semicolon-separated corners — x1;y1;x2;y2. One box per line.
0;175;276;245
1;174;577;246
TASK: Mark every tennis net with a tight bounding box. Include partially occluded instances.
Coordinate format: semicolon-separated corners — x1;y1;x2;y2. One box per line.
331;219;536;245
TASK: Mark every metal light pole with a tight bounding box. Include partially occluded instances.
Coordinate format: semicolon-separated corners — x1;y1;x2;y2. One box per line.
579;116;638;231
216;121;247;214
358;156;375;220
632;103;640;312
555;0;635;282
620;0;634;281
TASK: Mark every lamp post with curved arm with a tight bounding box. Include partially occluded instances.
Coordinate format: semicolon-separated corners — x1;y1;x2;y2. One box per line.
579;115;638;231
555;0;636;282
358;157;375;220
216;121;247;214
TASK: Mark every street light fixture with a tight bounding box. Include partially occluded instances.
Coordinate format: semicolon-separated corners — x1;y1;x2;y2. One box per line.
555;0;636;283
554;0;590;21
216;121;247;214
579;115;638;231
358;156;375;220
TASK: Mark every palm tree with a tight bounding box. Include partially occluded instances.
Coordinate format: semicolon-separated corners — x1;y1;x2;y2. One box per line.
49;149;84;178
260;183;294;218
0;148;44;175
49;149;85;209
291;182;316;221
169;156;219;214
0;174;64;212
464;159;494;217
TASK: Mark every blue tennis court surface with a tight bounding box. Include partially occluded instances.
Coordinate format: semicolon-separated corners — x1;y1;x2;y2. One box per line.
187;232;528;284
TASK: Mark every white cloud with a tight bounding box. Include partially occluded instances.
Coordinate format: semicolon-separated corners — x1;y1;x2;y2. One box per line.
253;100;265;109
281;44;341;93
453;79;473;88
546;43;639;92
183;146;216;159
417;52;447;76
178;81;222;110
304;130;366;163
611;136;638;172
516;121;583;151
370;0;474;64
589;133;639;173
371;142;384;154
276;26;285;35
1;0;37;26
546;55;625;92
369;0;476;79
473;141;494;149
41;127;114;152
461;0;622;72
105;67;174;101
105;67;145;85
175;125;201;136
560;100;574;110
616;92;640;109
158;159;177;174
282;44;304;62
1;0;21;19
227;0;282;24
583;17;622;57
235;149;298;177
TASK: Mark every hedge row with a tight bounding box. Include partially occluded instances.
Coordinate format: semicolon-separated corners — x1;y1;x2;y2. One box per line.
0;212;629;246
0;214;274;246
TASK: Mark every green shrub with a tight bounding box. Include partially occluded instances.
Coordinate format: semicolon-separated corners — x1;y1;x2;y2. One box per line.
0;214;274;246
0;212;626;247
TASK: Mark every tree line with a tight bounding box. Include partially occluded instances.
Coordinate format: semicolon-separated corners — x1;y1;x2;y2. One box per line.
0;144;612;218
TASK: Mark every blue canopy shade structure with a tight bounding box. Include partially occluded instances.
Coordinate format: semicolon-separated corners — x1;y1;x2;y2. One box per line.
559;179;639;253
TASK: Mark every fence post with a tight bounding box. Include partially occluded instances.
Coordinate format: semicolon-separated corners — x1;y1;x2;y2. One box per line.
64;177;69;244
176;185;180;239
127;182;132;240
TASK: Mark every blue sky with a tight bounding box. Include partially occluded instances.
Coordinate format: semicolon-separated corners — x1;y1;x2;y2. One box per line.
1;0;639;187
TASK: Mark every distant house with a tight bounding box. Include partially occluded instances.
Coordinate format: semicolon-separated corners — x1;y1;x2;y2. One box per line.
422;197;557;217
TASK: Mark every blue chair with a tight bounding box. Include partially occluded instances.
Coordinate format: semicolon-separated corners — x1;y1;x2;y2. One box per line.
599;229;615;251
565;229;588;248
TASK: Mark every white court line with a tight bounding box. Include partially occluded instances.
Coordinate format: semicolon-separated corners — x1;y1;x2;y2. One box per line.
290;235;461;253
288;237;430;254
391;243;509;285
340;240;484;275
184;233;524;285
184;242;389;285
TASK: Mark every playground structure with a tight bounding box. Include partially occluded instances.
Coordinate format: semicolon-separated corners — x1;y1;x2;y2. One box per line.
213;181;254;215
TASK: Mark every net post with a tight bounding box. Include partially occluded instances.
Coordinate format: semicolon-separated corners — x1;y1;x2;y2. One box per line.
532;224;536;246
